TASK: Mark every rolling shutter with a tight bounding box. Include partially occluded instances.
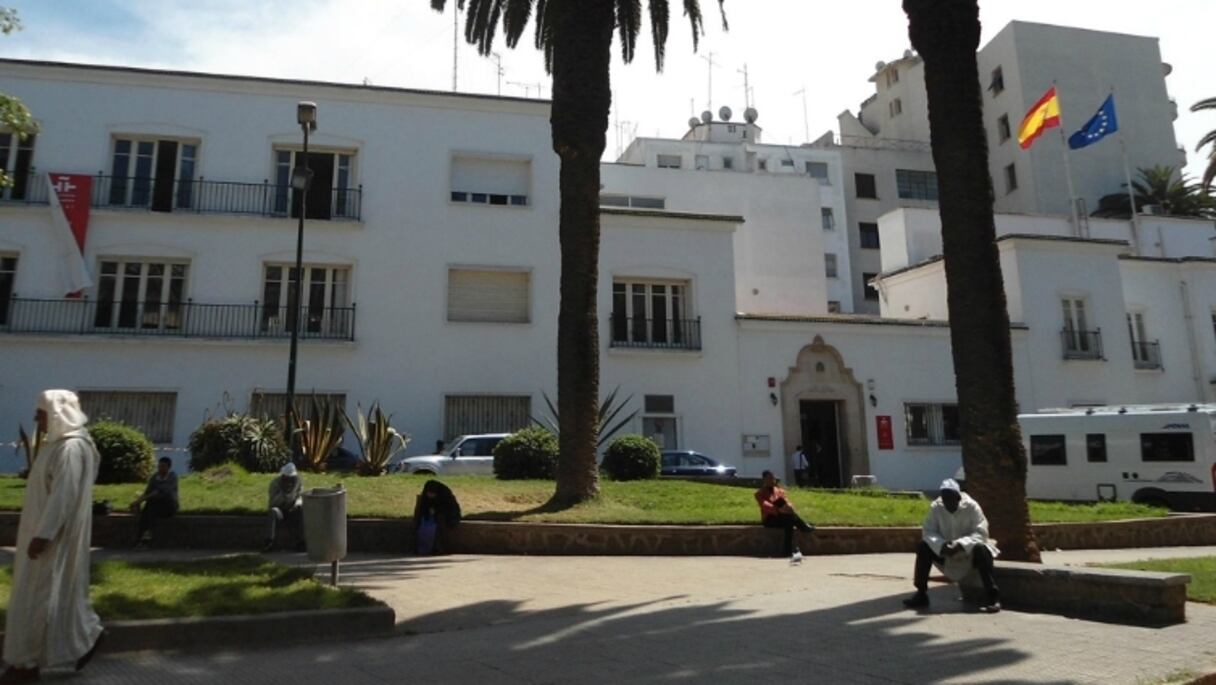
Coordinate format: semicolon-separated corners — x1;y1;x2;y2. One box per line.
448;269;530;323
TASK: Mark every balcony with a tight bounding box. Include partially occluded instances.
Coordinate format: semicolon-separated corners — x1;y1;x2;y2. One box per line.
6;173;362;221
610;314;701;351
0;298;356;341
1132;340;1163;370
1061;328;1103;360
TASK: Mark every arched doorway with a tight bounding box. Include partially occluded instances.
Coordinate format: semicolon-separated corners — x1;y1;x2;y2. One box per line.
779;336;870;487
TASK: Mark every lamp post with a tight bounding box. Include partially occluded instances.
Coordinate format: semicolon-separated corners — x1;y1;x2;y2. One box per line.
285;101;317;453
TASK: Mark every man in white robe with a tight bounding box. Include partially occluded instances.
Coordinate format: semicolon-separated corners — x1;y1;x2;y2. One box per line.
903;478;1001;613
2;390;105;682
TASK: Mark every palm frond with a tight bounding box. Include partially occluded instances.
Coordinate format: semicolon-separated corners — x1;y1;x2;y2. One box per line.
681;0;704;51
648;0;669;70
1203;160;1216;194
1196;130;1216;153
616;0;643;64
1191;97;1216;112
503;0;533;48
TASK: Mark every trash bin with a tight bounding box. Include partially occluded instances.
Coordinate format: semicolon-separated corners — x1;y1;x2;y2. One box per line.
303;485;347;565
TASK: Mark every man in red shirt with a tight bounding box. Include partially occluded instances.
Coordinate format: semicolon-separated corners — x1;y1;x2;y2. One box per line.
754;470;814;557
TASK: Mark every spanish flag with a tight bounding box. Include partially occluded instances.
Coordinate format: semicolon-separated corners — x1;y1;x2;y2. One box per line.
1017;86;1061;150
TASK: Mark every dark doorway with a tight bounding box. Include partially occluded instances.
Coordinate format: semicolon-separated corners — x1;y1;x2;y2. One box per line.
292;152;334;220
800;400;843;488
151;140;178;213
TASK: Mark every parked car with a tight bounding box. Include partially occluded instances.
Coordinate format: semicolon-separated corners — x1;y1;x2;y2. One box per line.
660;450;737;478
389;433;510;476
327;445;361;473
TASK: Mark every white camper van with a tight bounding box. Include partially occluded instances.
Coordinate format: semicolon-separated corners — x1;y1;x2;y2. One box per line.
1019;404;1216;511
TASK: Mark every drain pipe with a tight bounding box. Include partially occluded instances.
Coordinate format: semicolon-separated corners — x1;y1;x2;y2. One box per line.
1179;278;1208;402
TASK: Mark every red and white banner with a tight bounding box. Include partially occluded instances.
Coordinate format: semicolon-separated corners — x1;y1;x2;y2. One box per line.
47;173;94;297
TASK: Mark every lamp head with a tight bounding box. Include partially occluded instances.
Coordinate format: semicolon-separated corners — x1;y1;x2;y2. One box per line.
297;101;318;131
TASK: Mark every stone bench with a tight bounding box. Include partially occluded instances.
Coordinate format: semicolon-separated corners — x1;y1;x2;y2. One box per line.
961;561;1191;626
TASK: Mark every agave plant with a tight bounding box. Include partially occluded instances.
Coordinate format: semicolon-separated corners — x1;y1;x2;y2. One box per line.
343;402;410;477
292;396;344;473
16;422;44;476
533;386;638;448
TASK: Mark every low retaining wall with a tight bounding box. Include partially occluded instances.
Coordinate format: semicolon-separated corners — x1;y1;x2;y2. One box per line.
1;512;1213;556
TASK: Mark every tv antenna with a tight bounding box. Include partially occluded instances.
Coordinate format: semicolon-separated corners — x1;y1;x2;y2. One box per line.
508;80;544;98
451;4;459;91
738;64;754;109
793;86;809;143
490;52;504;96
699;52;720;112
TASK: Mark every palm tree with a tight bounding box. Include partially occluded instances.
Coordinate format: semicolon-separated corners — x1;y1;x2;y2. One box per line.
1092;165;1215;218
903;0;1039;562
1192;97;1216;192
430;0;726;505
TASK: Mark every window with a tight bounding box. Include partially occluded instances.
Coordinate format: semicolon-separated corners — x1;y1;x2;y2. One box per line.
1126;311;1159;368
78;391;177;444
695;154;709;170
1030;434;1067;465
611;279;695;349
0;132;35;201
109;137;199;212
855;173;878;199
250;391;346;423
821;208;835;231
862;272;880;301
1004;163;1018;193
275;148;359;218
827;300;841;313
657;154;682;169
1061;297;1100;358
1141;433;1194;462
758;159;768;171
887;67;900;86
643;395;678;450
825;254;838;279
860;223;881;249
447;268;530;324
448;154;527;208
905;403;961;446
1086;434;1107;463
780;159;796;169
0;254;15;325
889;98;903;118
989;66;1005;95
261;264;352;336
997;114;1012;143
722;157;734;170
93;259;189;331
444;395;530;441
600;194;666;209
896;169;939;201
805;161;830;184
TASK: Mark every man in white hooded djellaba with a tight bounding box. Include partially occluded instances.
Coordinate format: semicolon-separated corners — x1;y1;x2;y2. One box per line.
2;390;105;683
903;478;1001;613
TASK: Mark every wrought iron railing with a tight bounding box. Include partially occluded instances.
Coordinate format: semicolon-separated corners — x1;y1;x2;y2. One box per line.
1131;340;1163;370
0;297;355;341
3;173;362;221
1061;328;1103;360
609;314;701;351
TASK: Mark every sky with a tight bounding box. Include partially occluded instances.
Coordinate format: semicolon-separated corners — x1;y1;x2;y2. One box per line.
2;0;1214;171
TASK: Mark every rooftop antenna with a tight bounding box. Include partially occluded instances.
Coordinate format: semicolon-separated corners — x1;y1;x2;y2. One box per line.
737;63;753;109
508;80;543;98
793;86;809;143
451;4;459;92
490;51;504;96
699;52;719;112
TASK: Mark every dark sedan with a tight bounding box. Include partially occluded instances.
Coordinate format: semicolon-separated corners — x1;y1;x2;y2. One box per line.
660;451;737;478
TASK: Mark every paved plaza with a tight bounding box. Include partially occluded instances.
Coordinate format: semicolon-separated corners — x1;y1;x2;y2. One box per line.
1;546;1211;684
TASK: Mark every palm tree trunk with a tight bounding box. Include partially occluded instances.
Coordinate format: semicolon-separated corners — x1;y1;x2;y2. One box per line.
904;0;1040;561
548;0;615;505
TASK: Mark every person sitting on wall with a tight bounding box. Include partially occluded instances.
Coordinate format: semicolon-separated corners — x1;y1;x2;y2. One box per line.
263;462;304;553
903;478;1002;613
129;457;179;549
413;480;462;555
754;470;814;557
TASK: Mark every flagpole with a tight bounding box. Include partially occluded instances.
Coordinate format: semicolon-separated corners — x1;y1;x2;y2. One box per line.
1111;86;1142;255
1054;82;1082;237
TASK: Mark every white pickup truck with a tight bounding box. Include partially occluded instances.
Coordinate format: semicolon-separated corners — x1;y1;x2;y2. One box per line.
389;433;509;476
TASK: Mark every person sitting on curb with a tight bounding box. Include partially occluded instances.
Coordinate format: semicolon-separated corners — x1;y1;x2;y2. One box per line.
903;478;1001;613
754;470;814;558
129;457;178;549
414;480;462;555
263;463;304;553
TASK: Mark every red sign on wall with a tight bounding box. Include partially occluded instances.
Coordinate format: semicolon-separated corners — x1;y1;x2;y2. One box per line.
876;415;894;450
49;173;93;251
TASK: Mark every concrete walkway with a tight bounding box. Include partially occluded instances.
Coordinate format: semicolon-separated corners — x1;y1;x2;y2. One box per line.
19;546;1216;684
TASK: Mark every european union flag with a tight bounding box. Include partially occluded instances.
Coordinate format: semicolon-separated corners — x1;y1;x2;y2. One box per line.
1068;95;1119;149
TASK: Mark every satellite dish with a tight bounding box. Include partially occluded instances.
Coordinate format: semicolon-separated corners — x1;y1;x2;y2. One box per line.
719;106;733;122
688;116;701;129
903;49;914;59
1162;62;1173;76
743;107;758;124
875;61;887;72
700;110;713;124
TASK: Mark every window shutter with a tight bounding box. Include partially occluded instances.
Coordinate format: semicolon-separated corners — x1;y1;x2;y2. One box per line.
448;269;530;323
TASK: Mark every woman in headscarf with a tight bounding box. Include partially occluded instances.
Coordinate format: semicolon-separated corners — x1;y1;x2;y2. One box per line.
413;480;461;555
2;390;105;683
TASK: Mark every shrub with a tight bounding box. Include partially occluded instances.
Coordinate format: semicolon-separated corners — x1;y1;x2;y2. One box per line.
188;414;290;473
493;426;558;480
600;434;660;481
89;420;155;484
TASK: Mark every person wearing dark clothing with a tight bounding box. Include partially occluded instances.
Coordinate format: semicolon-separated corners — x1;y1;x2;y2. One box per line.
129;457;178;548
754;470;814;557
414;480;461;554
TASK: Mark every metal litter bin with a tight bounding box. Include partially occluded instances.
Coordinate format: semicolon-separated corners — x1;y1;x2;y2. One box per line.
303;485;347;584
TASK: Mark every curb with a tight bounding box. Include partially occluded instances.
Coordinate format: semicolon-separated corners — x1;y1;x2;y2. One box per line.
1;605;396;655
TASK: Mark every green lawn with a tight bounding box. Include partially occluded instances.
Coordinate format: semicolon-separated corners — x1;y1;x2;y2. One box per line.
0;555;378;623
0;470;1165;526
1100;557;1216;604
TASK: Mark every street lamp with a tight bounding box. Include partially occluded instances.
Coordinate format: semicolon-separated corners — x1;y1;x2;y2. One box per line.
285;101;317;454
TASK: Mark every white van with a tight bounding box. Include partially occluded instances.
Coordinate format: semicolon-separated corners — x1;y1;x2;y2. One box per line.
1019;404;1216;511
